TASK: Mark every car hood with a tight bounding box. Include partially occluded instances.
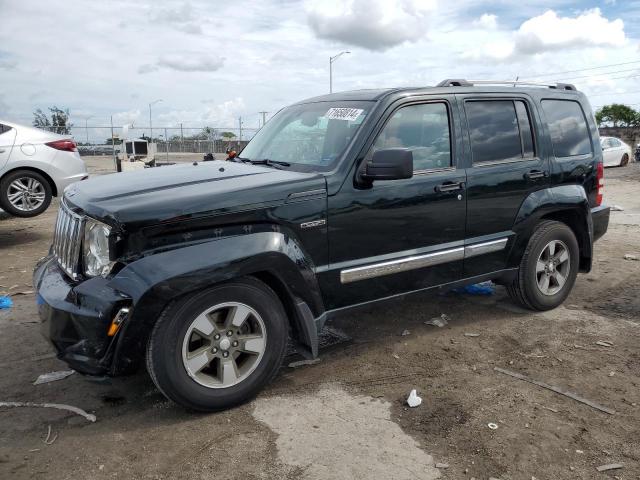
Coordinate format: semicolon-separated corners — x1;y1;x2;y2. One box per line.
64;161;326;228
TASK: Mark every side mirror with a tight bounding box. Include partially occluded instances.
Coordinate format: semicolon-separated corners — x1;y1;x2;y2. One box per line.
364;148;413;181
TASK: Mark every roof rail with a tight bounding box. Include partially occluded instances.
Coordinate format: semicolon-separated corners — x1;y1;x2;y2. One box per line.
437;79;577;91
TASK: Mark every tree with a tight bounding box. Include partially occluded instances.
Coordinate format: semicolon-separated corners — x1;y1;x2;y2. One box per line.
105;137;122;145
33;106;73;134
220;131;236;139
595;104;640;128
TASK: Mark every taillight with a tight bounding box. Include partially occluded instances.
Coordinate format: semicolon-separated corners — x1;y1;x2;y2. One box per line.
595;161;604;206
46;139;77;152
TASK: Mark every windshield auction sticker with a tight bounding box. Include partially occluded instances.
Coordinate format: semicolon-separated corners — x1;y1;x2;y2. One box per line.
324;108;364;122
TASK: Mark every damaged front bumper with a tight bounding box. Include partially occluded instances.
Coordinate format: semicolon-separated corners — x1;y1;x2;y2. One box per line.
33;255;132;376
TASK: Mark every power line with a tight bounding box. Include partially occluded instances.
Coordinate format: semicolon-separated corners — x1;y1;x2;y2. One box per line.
524;60;640;79
549;67;640;82
588;90;640;97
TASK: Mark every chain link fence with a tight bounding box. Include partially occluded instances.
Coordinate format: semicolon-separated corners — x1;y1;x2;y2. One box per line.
38;125;259;156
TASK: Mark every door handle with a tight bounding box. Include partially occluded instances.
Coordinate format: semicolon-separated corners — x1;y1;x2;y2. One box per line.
435;181;465;193
524;170;548;180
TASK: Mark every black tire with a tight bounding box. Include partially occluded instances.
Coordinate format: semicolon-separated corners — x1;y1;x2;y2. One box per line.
146;277;288;411
0;169;53;217
620;153;629;167
507;220;579;311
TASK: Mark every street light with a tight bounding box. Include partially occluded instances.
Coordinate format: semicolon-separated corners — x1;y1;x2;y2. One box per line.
329;51;350;93
83;115;92;146
149;99;162;143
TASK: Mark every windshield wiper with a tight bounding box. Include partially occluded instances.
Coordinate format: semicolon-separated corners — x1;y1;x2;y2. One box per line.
249;159;291;169
233;156;252;163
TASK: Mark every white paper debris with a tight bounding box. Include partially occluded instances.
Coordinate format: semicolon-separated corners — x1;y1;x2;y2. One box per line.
34;370;75;385
406;389;422;408
610;205;624;211
425;314;449;328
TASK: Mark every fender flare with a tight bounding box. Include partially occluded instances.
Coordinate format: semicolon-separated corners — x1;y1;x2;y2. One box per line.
508;185;593;271
107;231;325;374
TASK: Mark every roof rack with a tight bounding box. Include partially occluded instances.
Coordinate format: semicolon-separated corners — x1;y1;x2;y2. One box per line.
437;79;577;91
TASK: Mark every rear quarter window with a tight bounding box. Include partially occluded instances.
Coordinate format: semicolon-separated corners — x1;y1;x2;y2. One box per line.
0;124;13;135
541;100;592;157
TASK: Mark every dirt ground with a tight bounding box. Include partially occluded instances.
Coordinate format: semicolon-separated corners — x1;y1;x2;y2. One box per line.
0;156;638;480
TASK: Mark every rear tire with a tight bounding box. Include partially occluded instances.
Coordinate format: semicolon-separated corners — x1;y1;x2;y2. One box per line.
620;153;629;167
146;277;288;411
0;170;52;217
507;220;579;311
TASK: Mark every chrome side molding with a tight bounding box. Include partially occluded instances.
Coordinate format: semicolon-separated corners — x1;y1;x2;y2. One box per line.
341;247;464;284
464;238;508;258
339;238;508;284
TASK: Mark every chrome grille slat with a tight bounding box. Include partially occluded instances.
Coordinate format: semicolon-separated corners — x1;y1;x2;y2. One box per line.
52;201;84;280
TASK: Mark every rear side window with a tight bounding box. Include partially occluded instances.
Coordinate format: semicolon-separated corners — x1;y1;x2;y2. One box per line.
465;100;536;163
541;100;591;157
0;124;13;135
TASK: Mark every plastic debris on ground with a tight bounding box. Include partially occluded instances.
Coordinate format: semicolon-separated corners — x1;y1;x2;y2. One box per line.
610;205;624;211
287;358;321;368
596;463;623;472
0;296;13;309
425;313;449;328
34;370;75;385
406;389;422;407
623;254;638;261
401;329;410;336
451;281;495;296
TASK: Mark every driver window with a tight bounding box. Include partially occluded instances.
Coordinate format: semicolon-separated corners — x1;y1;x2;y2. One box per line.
372;102;451;171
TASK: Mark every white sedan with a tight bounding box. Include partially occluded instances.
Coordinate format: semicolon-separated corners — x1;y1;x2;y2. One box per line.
0;120;88;217
600;136;632;168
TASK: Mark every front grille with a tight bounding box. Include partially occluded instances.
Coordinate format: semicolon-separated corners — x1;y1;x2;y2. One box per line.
53;201;85;280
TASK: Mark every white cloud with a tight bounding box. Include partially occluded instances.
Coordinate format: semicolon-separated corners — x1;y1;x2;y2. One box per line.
473;13;497;30
306;0;437;51
139;54;225;74
150;2;203;35
465;8;626;61
0;94;10;116
514;9;625;54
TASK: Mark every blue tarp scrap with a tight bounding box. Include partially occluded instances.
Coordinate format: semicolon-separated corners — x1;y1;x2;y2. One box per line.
0;296;13;309
451;281;495;296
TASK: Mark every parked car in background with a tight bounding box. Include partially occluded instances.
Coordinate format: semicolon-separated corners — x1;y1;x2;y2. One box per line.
0;120;88;217
600;136;632;167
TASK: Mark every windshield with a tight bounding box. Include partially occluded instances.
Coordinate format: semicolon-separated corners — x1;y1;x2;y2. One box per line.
240;101;371;171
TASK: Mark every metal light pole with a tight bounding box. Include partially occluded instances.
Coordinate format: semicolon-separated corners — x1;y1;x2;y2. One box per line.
329;51;350;93
149;99;162;143
84;116;92;146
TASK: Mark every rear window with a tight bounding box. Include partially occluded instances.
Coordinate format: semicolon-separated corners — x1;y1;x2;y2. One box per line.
541;100;592;157
465;100;536;163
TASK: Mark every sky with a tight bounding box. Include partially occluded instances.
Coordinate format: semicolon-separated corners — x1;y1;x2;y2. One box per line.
1;0;639;141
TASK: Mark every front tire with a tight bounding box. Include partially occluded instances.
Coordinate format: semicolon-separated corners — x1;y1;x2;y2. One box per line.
507;220;579;311
0;170;52;217
146;277;288;411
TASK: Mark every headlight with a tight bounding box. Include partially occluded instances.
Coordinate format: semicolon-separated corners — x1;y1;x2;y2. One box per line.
84;219;113;277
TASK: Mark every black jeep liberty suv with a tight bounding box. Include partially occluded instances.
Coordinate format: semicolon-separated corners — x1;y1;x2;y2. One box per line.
34;79;610;411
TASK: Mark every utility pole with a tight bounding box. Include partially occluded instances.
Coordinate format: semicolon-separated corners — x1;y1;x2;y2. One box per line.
164;127;169;161
149;99;162;143
329;51;350;93
84;116;92;146
180;123;184;152
110;115;117;172
259;111;268;128
238;116;243;143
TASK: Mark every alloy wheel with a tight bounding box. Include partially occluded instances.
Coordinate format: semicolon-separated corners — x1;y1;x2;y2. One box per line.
7;177;46;212
535;239;571;296
181;302;267;388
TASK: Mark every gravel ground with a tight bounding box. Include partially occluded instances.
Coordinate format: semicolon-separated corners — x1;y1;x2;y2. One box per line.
0;156;638;479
